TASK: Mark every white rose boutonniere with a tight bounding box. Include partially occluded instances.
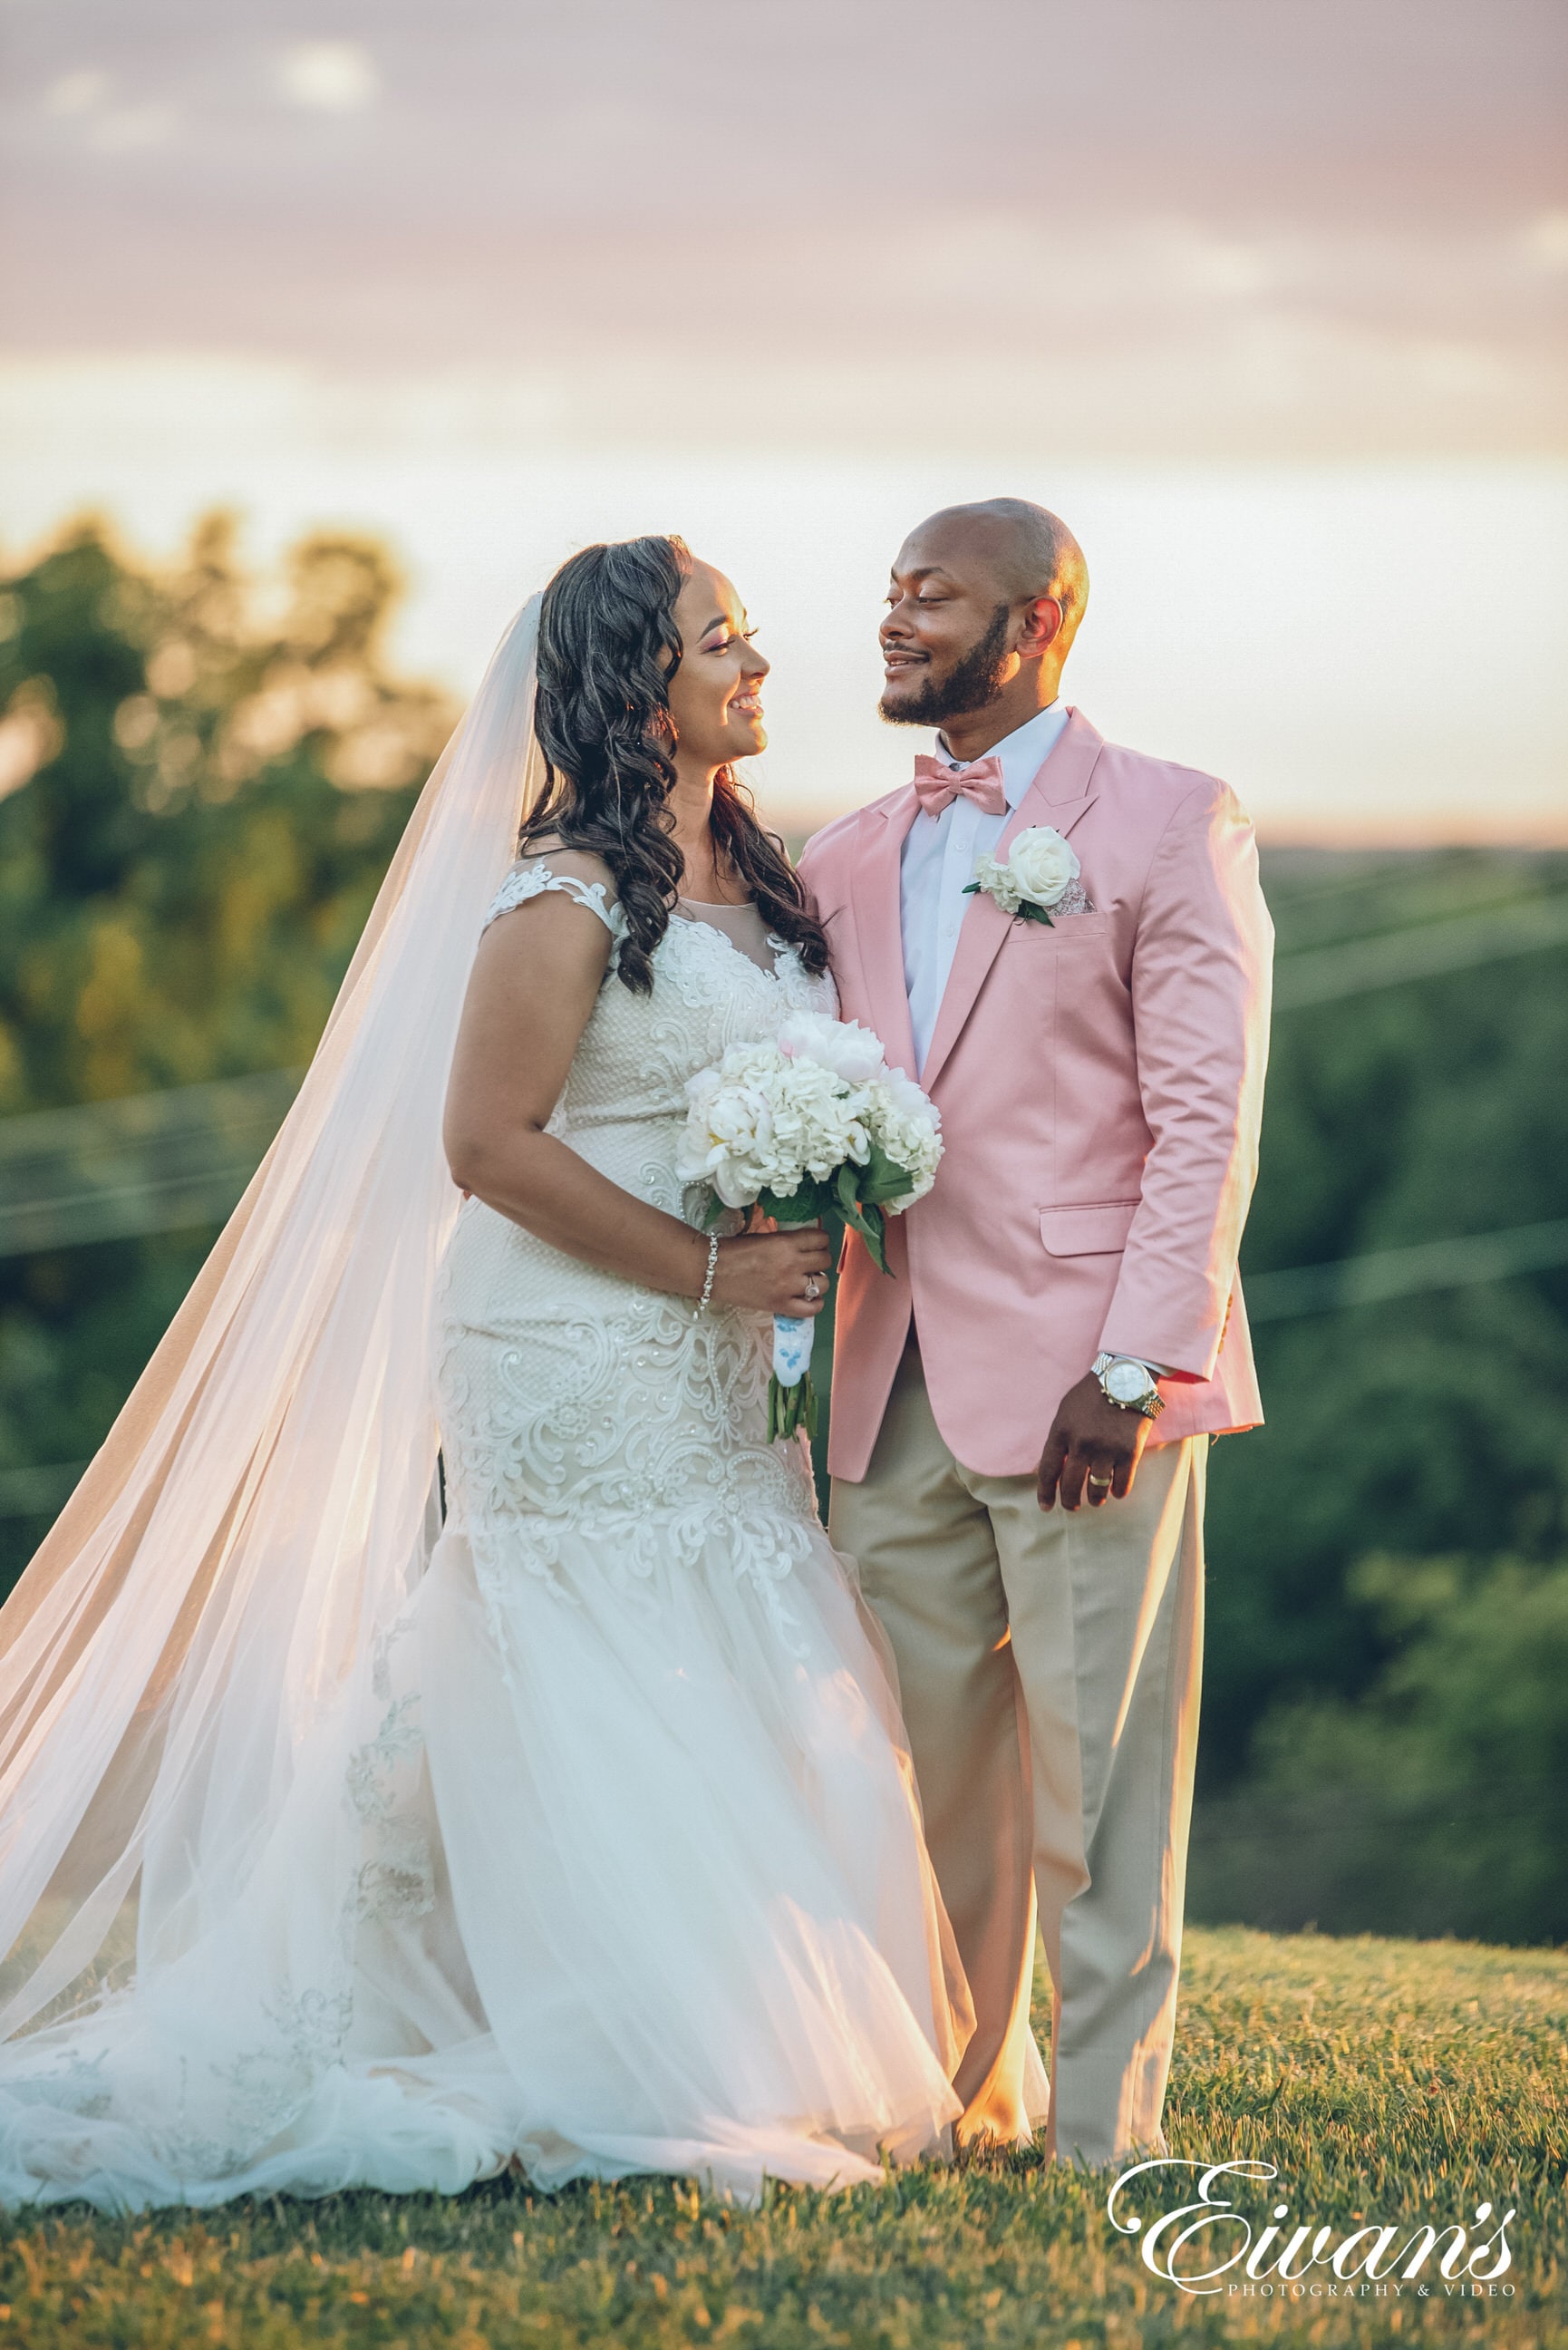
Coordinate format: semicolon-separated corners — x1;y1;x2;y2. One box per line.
964;825;1084;927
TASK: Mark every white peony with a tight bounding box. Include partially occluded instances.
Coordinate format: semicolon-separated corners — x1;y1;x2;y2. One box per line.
776;1008;886;1085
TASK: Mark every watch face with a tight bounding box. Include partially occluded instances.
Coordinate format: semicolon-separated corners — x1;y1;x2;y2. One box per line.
1106;1360;1153;1403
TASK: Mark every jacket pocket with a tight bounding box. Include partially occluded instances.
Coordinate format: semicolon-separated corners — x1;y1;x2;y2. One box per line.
1016;910;1111;945
1039;1200;1139;1256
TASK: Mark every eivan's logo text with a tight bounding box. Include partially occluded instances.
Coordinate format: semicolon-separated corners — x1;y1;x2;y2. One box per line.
1108;2161;1515;2300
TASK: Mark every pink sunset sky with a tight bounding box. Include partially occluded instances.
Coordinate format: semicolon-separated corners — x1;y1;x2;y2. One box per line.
2;0;1565;839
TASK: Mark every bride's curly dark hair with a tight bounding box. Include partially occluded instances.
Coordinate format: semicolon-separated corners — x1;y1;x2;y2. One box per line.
524;535;831;995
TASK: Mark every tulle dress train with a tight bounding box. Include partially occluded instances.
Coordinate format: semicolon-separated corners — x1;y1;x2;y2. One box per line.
0;869;974;2209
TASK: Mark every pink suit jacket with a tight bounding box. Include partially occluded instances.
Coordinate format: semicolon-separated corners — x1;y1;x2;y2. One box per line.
797;709;1274;1483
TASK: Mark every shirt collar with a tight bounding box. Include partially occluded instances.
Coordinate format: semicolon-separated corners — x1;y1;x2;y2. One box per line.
936;701;1066;810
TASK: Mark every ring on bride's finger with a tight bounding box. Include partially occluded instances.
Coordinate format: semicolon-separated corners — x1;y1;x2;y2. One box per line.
1087;1471;1112;1491
803;1275;820;1300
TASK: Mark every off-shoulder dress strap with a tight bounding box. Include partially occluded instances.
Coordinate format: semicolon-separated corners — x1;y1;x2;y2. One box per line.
482;861;628;963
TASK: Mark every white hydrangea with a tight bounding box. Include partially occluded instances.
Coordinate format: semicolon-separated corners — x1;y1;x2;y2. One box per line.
865;1072;943;1208
676;1017;943;1213
676;1039;867;1209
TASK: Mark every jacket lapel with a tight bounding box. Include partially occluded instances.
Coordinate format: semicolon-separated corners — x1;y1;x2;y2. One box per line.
847;785;922;1079
919;708;1106;1090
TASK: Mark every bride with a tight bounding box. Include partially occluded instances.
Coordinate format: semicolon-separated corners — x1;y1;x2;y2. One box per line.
0;534;983;2212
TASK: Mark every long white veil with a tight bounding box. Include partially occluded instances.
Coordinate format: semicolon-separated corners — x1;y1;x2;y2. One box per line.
0;597;545;2044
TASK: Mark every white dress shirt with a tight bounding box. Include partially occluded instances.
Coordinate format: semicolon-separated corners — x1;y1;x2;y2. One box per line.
897;700;1167;1386
899;701;1070;1073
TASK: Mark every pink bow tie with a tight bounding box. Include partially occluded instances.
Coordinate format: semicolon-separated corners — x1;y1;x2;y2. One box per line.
912;753;1007;820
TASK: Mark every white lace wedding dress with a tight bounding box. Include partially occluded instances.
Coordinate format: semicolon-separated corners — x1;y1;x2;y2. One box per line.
0;868;971;2210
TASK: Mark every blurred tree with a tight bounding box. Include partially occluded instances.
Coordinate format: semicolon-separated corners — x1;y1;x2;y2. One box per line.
1189;1550;1568;1945
0;514;454;1589
1204;855;1568;1783
0;514;450;1109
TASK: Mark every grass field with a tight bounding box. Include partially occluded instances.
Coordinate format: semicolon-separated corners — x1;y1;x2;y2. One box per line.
0;1925;1562;2348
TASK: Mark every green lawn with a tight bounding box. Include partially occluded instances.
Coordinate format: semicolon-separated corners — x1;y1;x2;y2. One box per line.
1;1926;1562;2348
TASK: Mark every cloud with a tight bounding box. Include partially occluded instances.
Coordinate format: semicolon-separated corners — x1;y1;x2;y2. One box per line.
275;42;380;114
5;5;1562;459
85;104;179;154
1520;211;1568;270
43;70;110;117
37;68;174;154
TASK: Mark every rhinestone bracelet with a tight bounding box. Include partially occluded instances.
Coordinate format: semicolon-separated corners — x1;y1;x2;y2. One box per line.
694;1230;721;1319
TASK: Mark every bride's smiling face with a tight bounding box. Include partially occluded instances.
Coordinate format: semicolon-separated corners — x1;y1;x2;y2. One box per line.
665;561;769;769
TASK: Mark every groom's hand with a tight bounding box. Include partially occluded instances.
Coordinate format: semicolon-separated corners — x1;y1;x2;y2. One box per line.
1036;1374;1151;1511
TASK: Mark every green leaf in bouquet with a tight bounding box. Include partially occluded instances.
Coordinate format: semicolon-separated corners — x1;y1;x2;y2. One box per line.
835;1163;889;1275
833;1160;873;1238
760;1180;830;1228
857;1134;917;1210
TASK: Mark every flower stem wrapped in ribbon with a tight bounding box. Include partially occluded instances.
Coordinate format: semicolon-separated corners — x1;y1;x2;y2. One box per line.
675;1010;944;1442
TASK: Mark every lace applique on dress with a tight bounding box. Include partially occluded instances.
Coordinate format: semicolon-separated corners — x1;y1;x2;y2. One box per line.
336;1617;437;1928
434;879;838;1660
347;1688;436;1928
482;862;629;966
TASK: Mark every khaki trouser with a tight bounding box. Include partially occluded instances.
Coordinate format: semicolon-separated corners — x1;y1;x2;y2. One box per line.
829;1334;1206;2169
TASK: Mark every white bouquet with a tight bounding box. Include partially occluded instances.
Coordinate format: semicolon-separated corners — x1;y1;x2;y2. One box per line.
675;1009;944;1441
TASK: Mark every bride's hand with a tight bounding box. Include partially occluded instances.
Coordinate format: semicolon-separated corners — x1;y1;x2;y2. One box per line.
711;1228;833;1316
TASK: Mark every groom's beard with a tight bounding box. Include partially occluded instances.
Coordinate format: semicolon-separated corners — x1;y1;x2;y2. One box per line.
879;603;1011;727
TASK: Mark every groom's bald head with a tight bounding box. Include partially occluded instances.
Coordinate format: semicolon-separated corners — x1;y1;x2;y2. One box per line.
905;499;1089;634
880;498;1089;743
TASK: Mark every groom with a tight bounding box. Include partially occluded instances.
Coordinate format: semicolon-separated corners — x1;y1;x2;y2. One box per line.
798;499;1273;2168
